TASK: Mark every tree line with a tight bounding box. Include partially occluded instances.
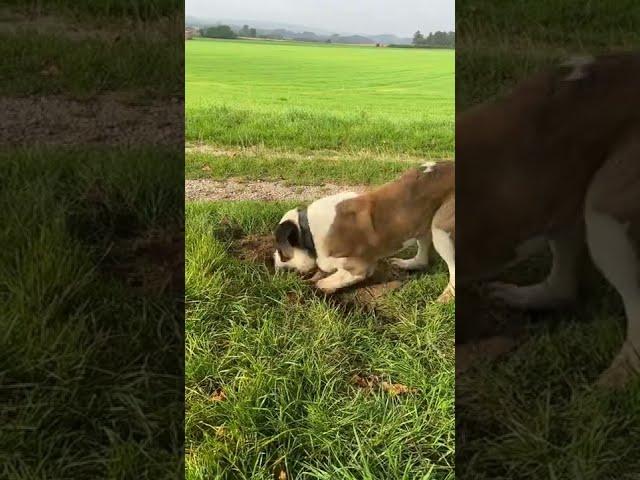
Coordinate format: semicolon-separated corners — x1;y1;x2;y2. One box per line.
412;30;455;48
200;24;257;39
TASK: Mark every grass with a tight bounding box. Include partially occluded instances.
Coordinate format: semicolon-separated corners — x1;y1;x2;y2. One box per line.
0;31;183;98
4;0;182;20
185;149;429;185
185;202;455;479
456;0;640;478
0;149;184;478
186;38;454;156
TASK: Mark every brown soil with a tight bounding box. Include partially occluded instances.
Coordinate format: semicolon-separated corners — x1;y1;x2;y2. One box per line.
102;228;184;296
1;95;183;147
186;179;367;202
456;284;529;375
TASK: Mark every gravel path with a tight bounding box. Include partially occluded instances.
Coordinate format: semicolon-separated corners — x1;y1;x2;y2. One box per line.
185;179;368;202
2;95;183;147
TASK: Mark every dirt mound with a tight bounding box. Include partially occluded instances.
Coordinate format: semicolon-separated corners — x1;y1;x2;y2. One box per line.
456;284;529;375
231;234;276;268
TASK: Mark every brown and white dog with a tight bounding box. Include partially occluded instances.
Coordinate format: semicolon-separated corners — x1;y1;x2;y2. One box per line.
274;161;455;301
457;52;640;387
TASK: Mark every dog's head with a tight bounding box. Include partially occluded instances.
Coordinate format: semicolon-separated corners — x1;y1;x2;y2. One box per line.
273;208;317;274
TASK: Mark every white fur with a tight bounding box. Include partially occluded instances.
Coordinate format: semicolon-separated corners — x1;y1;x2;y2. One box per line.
432;227;455;294
422;161;436;173
562;55;594;81
489;231;581;309
586;209;640;386
391;235;430;270
273;192;360;274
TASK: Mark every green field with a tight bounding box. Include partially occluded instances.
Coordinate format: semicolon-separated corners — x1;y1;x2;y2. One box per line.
186;38;454;156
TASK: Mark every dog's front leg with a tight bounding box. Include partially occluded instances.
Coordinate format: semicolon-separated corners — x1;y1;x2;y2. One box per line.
315;268;368;293
488;227;584;309
390;233;431;270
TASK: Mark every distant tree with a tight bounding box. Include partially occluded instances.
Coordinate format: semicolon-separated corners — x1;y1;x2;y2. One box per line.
325;38;332;43
202;25;236;39
240;24;250;36
249;27;257;38
412;30;424;44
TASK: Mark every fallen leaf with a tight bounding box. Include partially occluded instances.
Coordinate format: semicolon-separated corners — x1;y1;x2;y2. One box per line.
201;164;212;172
351;374;415;396
40;64;61;77
381;381;416;396
210;387;226;402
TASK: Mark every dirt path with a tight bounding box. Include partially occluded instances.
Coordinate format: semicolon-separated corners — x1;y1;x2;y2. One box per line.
1;95;183;147
185;179;368;202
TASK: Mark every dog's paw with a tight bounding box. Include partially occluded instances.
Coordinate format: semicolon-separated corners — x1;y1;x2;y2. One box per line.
315;277;338;294
436;284;455;303
487;282;523;305
390;257;428;271
596;342;640;389
487;281;574;310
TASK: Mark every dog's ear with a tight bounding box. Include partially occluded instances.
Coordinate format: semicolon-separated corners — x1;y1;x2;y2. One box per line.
274;220;300;261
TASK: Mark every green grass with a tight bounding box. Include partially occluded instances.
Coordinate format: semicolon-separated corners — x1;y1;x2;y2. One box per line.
4;0;182;20
0;149;183;479
0;32;183;98
456;0;640;109
186;38;454;156
185;150;429;185
456;0;640;478
185;202;455;479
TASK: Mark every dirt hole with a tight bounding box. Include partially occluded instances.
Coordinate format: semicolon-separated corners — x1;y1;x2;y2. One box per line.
456;284;530;375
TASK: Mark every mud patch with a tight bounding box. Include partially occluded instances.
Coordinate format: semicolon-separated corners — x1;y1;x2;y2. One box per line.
331;261;414;312
102;228;184;295
456;284;529;375
230;234;276;268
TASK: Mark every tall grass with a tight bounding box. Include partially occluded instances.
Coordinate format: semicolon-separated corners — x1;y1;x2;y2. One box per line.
185;202;455;479
0;148;184;478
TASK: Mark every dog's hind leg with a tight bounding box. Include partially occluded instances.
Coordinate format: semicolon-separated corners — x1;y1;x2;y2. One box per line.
488;227;584;309
431;195;455;302
390;232;431;270
585;135;640;388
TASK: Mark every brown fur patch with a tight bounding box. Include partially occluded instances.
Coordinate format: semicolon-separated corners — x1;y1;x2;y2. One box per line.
326;161;455;262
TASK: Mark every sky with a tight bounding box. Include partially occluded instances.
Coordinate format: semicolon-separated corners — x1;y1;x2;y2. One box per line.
185;0;454;37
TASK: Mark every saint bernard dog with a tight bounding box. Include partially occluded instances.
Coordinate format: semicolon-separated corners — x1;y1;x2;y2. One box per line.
457;52;640;387
273;161;455;302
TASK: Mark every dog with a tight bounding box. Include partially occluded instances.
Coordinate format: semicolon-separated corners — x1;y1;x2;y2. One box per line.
273;161;455;301
457;52;640;387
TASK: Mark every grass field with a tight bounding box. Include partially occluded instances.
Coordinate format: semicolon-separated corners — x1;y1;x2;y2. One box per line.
1;1;184;477
456;1;640;478
185;36;455;478
1;150;183;478
186;38;454;156
186;202;454;479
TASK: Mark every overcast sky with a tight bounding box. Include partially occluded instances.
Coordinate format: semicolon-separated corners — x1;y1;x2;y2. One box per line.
186;0;454;37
